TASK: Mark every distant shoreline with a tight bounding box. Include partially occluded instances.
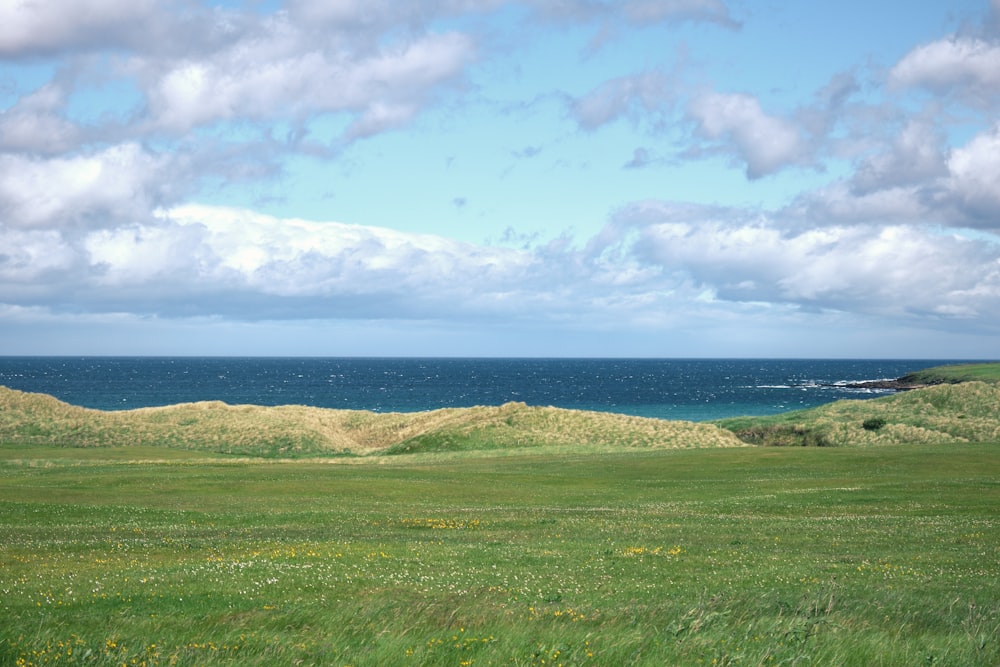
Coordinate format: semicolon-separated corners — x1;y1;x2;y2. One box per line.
834;379;922;391
838;362;1000;391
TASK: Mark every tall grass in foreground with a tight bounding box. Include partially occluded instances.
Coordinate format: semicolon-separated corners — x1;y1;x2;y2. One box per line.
1;444;998;666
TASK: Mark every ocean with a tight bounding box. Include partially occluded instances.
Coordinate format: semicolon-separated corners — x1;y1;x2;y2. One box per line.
0;357;972;422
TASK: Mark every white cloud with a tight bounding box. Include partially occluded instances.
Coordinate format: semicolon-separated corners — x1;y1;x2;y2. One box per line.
0;0;259;62
0;0;735;155
787;181;931;226
3;198;998;347
0;0;477;149
1;0;997;356
688;92;807;178
0;228;79;284
849;119;948;194
163;205;528;283
944;123;1000;223
788;123;1000;230
0;143;178;230
613;203;1000;321
84;223;210;288
0;0;158;56
22;204;541;319
139;28;474;137
0;83;82;154
890;37;1000;105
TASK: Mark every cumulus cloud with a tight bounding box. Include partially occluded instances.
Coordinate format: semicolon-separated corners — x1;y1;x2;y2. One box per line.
0;228;80;287
161;205;535;298
687;91;808;178
2;196;998;342
610;201;1000;321
0;0;733;147
849;119;949;195
786;181;931;227
0;143;183;230
137;27;475;136
0;0;248;60
886;0;1000;108
788;123;1000;230
944;123;1000;223
890;37;1000;105
0;0;157;56
0;0;741;158
2;0;998;354
769;17;1000;228
0;83;82;154
571;69;854;180
0;204;553;320
0;0;478;154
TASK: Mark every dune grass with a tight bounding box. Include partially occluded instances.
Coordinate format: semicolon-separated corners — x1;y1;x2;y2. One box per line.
1;441;998;666
6;378;1000;458
0;387;744;458
716;381;1000;448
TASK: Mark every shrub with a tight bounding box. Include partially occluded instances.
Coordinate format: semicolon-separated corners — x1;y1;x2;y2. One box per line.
733;423;831;447
862;417;887;431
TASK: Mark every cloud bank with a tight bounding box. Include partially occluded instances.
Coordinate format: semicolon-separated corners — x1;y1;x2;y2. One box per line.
1;0;999;356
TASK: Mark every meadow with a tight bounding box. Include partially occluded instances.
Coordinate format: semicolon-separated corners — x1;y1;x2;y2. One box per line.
1;442;998;666
1;372;999;665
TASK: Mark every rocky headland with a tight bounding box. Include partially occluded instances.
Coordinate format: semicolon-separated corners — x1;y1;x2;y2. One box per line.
835;362;1000;391
834;377;925;391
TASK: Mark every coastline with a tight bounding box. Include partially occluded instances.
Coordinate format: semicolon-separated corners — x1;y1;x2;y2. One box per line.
834;378;924;391
0;358;955;421
837;362;1000;391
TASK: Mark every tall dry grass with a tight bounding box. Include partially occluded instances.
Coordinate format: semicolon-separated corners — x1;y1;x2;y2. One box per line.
0;387;743;457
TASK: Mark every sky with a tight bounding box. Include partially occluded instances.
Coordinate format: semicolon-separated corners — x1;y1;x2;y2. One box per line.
1;0;999;358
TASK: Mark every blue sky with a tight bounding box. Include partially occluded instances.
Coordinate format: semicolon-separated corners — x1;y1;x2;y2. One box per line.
1;0;999;357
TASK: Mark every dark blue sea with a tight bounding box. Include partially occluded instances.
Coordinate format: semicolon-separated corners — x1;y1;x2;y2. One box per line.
0;357;976;422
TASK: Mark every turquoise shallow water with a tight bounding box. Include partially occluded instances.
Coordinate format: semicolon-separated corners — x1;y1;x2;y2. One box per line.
0;357;973;422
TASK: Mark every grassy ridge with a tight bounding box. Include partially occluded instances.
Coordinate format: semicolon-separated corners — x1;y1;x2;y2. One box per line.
898;362;1000;386
4;361;999;458
0;386;742;458
4;374;1000;457
1;444;998;666
716;381;1000;447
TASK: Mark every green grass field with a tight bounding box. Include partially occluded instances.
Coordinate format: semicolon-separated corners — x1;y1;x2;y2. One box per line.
2;444;999;665
1;374;999;665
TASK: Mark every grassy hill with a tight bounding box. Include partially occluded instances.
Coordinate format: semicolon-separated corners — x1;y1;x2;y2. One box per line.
0;386;742;458
716;380;1000;447
897;361;1000;386
3;362;999;458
